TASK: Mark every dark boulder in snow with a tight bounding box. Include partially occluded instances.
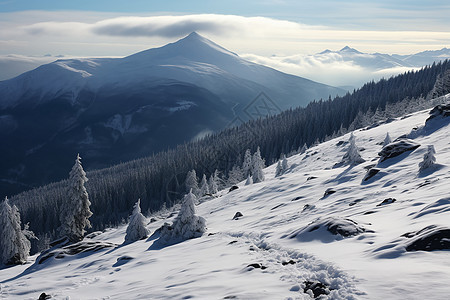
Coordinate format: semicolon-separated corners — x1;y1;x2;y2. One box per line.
377;198;396;206
271;203;286;210
38;293;52;300
426;103;450;122
228;185;239;192
289;217;369;242
323;188;336;197
324;218;366;237
37;240;118;264
233;212;243;220
113;255;134;267
363;168;380;181
349;199;362;206
378;139;420;162
281;259;296;266
247;263;267;270
302;204;315;211
403;225;450;252
303;280;330;298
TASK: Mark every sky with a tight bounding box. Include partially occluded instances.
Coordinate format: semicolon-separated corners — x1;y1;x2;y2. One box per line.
0;0;449;85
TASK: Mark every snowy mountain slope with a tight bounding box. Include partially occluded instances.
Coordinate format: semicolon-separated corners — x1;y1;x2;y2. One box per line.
0;32;344;196
0;32;342;110
1;97;449;299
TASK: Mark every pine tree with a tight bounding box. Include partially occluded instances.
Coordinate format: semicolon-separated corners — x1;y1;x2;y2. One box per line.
419;145;437;172
383;132;392;147
0;197;34;265
124;199;149;244
251;147;265;183
160;190;206;242
275;161;282;177
59;154;93;242
199;174;210;196
275;154;289;177
242;149;252;178
208;173;219;194
227;165;243;185
341;133;365;165
299;143;308;154
281;154;288;172
245;174;253;185
185;170;199;196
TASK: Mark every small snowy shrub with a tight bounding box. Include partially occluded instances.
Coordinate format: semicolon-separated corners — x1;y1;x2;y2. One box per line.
160;190;206;242
383;132;392;147
419;145;437;172
341;133;365;165
124;199;149;244
245;175;253;185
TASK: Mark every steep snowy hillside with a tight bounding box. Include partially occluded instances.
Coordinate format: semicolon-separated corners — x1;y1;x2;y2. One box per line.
1;99;449;299
0;32;343;196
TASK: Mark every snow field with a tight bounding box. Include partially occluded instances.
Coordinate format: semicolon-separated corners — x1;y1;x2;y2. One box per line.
1;106;450;299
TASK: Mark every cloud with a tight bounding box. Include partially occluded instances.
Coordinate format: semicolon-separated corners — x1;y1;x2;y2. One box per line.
24;22;90;36
11;13;449;56
21;14;316;40
91;16;233;38
241;53;421;88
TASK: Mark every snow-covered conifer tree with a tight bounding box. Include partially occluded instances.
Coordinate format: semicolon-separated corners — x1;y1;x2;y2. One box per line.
124;199;149;244
0;197;34;265
160;190;206;242
275;161;282;177
341;133;365;165
199;174;210;196
419;145;437;172
281;154;288;172
299;143;308;154
275;154;288;177
59;154;92;242
208;172;219;194
242;149;252;178
383;132;392;147
185;169;199;196
245;174;253;185
251;147;265;183
227;165;243;185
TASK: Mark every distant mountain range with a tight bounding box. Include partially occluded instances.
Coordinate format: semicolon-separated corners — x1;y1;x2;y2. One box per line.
319;46;450;69
0;32;343;196
243;47;450;88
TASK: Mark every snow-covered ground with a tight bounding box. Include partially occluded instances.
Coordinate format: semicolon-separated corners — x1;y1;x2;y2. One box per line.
1;102;449;299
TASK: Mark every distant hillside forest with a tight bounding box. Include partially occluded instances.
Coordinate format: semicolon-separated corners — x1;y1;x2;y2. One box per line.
10;60;450;252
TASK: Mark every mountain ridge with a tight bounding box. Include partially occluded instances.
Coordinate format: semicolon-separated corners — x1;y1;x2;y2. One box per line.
0;32;343;196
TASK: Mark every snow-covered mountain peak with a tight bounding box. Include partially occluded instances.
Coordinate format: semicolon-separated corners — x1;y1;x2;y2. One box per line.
124;32;240;66
339;46;362;54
